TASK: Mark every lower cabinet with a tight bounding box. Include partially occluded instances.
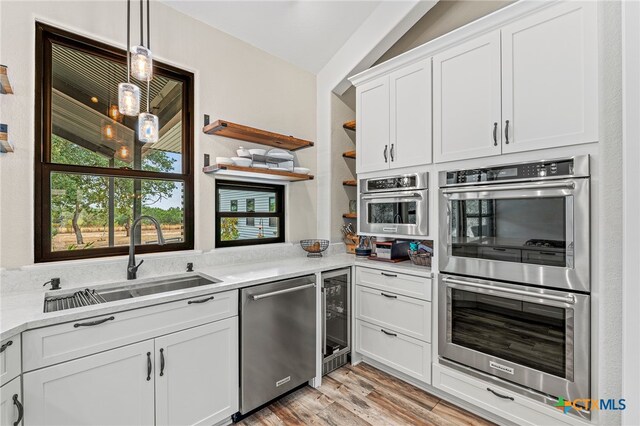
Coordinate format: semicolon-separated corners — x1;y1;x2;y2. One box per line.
0;377;23;426
23;317;239;426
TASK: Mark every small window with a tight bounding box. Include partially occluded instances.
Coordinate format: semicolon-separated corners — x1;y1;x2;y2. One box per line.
215;181;285;247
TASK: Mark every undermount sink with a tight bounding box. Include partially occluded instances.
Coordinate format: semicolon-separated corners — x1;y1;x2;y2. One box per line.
44;275;222;313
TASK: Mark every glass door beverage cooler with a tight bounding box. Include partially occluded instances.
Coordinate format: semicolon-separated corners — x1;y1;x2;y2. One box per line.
321;268;351;375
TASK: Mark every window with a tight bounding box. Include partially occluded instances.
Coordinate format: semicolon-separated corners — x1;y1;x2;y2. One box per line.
215;181;285;247
35;23;194;262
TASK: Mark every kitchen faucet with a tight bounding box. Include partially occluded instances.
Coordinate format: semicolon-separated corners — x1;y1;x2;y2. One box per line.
127;215;165;280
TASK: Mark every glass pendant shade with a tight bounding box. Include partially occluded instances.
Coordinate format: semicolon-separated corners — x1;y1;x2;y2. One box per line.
130;45;153;81
138;112;159;143
116;145;130;161
118;82;140;116
108;104;121;121
102;123;114;140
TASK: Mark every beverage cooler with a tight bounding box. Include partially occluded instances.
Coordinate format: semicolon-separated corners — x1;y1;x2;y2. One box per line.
321;268;351;375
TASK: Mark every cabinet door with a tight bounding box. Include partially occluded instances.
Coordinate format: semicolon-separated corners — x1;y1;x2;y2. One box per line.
390;58;432;168
357;76;390;173
433;31;502;163
0;377;23;426
23;340;155;426
155;317;239;426
501;2;598;153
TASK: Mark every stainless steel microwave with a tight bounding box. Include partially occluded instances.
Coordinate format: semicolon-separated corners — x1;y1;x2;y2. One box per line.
359;172;428;238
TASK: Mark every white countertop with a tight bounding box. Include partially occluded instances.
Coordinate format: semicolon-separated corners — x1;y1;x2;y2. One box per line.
0;254;432;341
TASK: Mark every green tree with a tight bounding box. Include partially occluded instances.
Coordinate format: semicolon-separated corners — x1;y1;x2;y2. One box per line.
220;217;239;241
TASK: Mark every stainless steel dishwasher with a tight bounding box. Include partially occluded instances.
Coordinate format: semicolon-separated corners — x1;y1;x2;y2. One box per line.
236;274;316;418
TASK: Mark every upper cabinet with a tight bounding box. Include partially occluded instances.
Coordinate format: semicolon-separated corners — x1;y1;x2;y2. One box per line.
433;32;502;163
357;58;432;173
501;1;598;153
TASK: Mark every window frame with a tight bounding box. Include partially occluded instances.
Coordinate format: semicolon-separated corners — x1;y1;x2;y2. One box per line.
215;180;285;248
34;22;195;262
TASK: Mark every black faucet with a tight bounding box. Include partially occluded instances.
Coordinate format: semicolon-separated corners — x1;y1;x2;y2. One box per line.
127;215;165;280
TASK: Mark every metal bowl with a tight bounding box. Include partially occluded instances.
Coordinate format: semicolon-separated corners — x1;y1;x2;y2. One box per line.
300;239;330;257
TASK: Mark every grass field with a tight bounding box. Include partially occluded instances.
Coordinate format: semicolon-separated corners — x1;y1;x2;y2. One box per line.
52;225;183;251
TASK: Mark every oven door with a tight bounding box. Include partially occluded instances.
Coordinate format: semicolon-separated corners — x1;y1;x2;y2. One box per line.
438;274;590;403
359;189;428;237
439;178;589;292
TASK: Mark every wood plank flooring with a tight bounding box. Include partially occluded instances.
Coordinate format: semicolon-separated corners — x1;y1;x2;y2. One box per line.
238;363;495;426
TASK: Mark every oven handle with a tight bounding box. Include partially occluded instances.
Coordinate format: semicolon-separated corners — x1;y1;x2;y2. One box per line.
441;181;575;195
361;192;423;200
443;277;576;304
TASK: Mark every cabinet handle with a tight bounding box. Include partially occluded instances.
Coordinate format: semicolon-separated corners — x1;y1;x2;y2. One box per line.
380;292;397;299
12;394;23;426
383;145;388;162
381;272;397;278
504;120;510;144
493;122;498;146
187;296;214;305
73;316;115;328
487;387;514;401
146;352;152;381
380;329;397;337
390;144;395;161
160;348;165;377
0;340;13;353
492;248;507;252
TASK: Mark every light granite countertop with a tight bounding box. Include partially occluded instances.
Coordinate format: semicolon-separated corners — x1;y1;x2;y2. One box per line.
0;254;432;341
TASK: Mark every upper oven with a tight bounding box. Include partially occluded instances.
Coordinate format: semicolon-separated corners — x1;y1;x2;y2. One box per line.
360;172;428;238
439;156;590;292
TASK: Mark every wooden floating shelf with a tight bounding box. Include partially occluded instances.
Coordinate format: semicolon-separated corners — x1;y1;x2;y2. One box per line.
343;120;356;131
343;213;357;219
203;119;314;151
343;151;356;159
203;164;314;182
343;179;357;187
0;65;13;95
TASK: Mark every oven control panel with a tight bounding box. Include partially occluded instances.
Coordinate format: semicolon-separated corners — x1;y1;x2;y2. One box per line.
446;159;575;185
364;172;428;192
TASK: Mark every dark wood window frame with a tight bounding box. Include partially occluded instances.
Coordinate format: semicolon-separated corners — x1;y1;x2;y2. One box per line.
215;180;285;248
34;22;195;262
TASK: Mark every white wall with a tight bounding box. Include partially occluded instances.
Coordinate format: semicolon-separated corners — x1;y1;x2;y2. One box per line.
0;0;317;269
330;93;355;242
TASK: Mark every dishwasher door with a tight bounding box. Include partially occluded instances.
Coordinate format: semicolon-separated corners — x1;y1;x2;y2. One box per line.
239;275;316;414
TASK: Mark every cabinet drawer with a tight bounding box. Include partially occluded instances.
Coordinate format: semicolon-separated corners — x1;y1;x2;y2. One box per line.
356;286;431;342
355;267;431;300
356;320;431;383
0;334;21;386
23;290;238;371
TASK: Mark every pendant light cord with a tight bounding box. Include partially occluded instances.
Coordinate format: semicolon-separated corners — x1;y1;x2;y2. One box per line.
147;0;151;50
126;0;131;83
147;80;150;113
139;0;144;46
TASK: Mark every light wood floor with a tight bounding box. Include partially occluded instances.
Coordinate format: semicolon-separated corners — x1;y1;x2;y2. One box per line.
238;362;496;426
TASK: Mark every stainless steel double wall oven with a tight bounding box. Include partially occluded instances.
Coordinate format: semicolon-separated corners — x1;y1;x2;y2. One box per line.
438;156;591;416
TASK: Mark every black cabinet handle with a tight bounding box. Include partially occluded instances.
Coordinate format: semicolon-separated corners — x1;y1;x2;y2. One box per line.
493;122;498;146
13;394;23;426
492;248;507;252
380;292;397;299
380;329;397;337
187;296;214;305
504;120;510;144
160;348;165;377
381;273;397;278
390;144;395;161
383;145;388;162
487;387;514;401
0;340;13;353
146;352;152;381
73;316;115;328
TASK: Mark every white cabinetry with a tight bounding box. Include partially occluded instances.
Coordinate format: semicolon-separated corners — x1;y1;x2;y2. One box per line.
357;76;390;173
433;31;502;163
0;377;23;426
0;334;20;387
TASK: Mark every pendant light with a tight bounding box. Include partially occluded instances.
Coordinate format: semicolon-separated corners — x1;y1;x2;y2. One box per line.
136;0;159;143
118;0;140;116
130;0;153;81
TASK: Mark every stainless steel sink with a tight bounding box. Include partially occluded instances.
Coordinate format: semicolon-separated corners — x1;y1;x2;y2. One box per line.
44;275;221;312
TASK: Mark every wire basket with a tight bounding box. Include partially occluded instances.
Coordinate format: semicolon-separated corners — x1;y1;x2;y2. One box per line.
408;250;432;267
300;239;330;257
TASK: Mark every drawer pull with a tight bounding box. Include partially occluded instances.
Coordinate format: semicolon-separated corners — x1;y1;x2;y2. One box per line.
188;296;214;305
73;316;115;328
0;340;13;353
381;273;397;278
160;348;165;377
13;394;23;426
380;292;397;299
380;329;397;337
147;352;152;381
492;248;507;252
487;387;514;401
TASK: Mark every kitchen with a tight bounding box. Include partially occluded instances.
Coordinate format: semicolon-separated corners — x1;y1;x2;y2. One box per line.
0;1;637;426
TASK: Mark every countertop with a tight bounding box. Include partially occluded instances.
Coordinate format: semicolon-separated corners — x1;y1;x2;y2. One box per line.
0;254;432;341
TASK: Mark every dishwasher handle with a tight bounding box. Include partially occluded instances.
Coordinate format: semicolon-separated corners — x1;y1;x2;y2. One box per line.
251;283;316;301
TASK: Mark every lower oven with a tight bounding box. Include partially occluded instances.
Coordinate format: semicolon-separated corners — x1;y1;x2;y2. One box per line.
438;274;590;407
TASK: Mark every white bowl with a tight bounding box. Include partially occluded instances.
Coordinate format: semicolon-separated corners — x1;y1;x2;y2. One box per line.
294;167;311;175
231;157;252;167
236;147;250;158
252;163;269;169
216;157;233;165
249;148;267;156
266;148;294;160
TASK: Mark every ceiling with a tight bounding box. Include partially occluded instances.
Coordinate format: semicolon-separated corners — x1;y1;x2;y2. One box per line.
160;0;383;73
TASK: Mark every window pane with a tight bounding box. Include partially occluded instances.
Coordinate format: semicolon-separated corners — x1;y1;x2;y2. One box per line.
218;188;278;213
220;217;280;242
50;43;183;173
50;172;184;251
